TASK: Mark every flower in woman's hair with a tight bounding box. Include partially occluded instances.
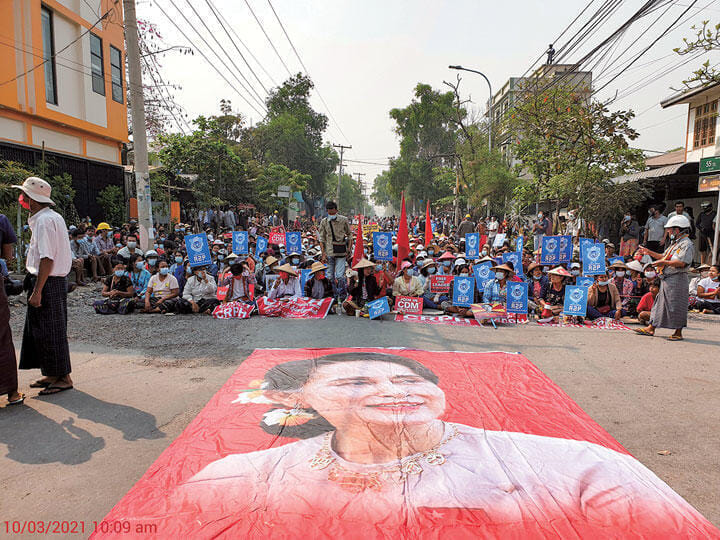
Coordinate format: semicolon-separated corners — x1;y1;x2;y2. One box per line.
231;381;272;404
262;408;315;426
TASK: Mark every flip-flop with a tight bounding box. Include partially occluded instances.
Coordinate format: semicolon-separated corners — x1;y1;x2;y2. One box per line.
38;385;73;396
634;328;654;337
667;335;684;341
29;380;52;388
7;393;25;405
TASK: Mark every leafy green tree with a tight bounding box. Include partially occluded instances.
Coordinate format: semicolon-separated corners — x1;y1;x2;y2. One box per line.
97;185;126;226
330;173;367;216
254;164;310;213
674;20;720;87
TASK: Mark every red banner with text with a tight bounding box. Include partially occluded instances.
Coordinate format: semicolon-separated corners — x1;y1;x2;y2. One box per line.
394;295;423;314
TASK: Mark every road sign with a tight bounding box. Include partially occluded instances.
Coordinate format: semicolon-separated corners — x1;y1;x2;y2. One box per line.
277;185;291;198
699;174;720;193
699;156;720;174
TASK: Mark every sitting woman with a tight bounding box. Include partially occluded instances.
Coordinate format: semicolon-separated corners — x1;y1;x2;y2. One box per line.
392;260;424;299
93;262;135;314
372;260;394;300
481;262;515;306
527;262;549;314
625;260;646;316
419;259;446;310
695;264;720;314
224;260;257;304
142;260;180;313
609;261;633;314
344;259;381;316
268;263;302;300
436;252;455;275
180;266;220;314
304;262;333;300
537;267;571;321
637;283;660;325
586;272;623;320
128;254;152;299
442;258;476;318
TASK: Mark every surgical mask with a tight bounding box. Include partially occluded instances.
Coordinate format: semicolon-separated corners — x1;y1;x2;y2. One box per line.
127;241;137;248
538;214;543;219
532;274;542;280
375;265;383;272
427;267;436;275
645;271;656;278
442;261;451;267
406;268;415;276
115;243;122;248
153;243;159;249
114;270;124;278
495;271;506;280
159;267;170;275
135;261;144;270
428;250;435;256
460;271;469;276
328;214;337;221
291;257;300;265
175;256;183;264
186;267;193;275
571;269;580;276
669;234;676;241
615;271;625;278
598;280;609;286
701;271;710;278
542;266;549;272
147;258;157;266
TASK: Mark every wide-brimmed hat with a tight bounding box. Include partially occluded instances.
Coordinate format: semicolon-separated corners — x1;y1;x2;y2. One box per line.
626;260;644;273
548;266;572;277
399;260;414;271
226;253;239;261
265;255;279;267
275;263;298;277
695;263;711;271
438;251;456;261
12;176;55;205
609;260;627;270
527;261;541;273
353;258;375;270
477;255;494;263
309;261;327;275
491;262;515;274
422;258;437;269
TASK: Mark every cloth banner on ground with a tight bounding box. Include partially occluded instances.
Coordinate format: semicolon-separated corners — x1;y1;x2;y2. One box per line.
256;297;333;319
465;233;480;259
92;347;718;539
232;231;248;255
582;243;607;275
285;232;302;253
429;275;453;293
394;295;423;314
212;301;254;319
184;233;212;267
394;313;481;326
373;232;393;261
471;303;529;324
367;297;390;319
537;317;632;330
563;285;588;317
452;276;474;307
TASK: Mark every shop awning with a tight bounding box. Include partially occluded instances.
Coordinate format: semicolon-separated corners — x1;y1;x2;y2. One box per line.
611;162;698;184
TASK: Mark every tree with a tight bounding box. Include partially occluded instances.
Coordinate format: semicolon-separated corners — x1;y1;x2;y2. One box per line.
674;20;720;87
253;164;310;214
330;173;367;216
97;185;126;226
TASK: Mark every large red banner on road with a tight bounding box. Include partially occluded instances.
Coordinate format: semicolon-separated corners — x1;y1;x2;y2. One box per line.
93;348;719;539
256;297;333;319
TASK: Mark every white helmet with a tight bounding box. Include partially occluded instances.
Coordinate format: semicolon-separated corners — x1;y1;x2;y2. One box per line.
664;215;691;229
145;249;158;258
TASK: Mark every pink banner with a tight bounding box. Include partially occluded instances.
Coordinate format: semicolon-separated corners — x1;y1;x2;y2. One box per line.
395;313;481;327
212;302;254;319
256;297;333;319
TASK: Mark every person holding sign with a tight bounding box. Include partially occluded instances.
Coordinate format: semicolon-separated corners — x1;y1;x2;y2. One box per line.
538;267;570;321
419;259;446;310
268;264;302;300
481;262;515;305
586;272;623;321
634;215;694;340
344;259;382;317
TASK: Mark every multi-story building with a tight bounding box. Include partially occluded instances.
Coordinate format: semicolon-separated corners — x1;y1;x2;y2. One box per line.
661;82;719;163
0;0;127;221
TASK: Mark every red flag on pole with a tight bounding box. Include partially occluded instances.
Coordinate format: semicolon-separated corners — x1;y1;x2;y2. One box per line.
397;193;409;265
351;215;364;267
424;200;432;246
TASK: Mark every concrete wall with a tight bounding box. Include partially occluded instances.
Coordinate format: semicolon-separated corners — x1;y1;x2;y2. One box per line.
684;86;720;162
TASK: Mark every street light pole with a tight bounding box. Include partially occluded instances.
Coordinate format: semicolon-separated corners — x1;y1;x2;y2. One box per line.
449;65;493;217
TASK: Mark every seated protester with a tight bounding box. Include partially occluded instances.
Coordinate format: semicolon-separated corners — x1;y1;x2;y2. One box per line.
568;262;581;284
142;260;180;313
68;229;89;286
117;234;144;263
85;228;111;278
437;251;455;275
695;264;720;314
373;260;394;299
538;266;571;321
255;255;279;296
443;259;476;318
304;262;333;300
344;259;381;316
480;262;515;305
93;263;135;315
527;262;549;314
287;251;304;271
392;260;424;298
643;263;660;294
223;260;257;304
267;263;302;300
180;266;220;314
609;261;633;313
586;272;623;320
625;260;646;315
419;259;446;310
169;251;185;275
689;263;710;298
128;254;152;298
144;249;159;275
426;244;439;259
637;283;660;326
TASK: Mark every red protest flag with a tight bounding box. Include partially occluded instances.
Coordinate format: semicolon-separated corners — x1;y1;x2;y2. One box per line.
397;193;409;265
351;214;364;267
425;200;432;246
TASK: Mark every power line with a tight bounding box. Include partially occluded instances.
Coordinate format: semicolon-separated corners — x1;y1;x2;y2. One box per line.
243;0;293;76
635;111;685;130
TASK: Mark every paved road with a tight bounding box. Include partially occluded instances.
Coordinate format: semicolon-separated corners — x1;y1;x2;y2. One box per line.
2;305;719;536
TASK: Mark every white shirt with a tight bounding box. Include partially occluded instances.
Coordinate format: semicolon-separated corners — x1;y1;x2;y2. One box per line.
26;207;72;276
182;274;217;302
698;276;720;303
267;276;302;299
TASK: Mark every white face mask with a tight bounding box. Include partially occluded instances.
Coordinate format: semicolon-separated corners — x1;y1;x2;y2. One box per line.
615;271;625;278
644;271;656;278
495;271;506;280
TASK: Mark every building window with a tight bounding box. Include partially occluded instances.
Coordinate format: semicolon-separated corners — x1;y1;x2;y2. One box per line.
41;7;57;105
109;46;123;103
90;33;105;95
694;101;718;148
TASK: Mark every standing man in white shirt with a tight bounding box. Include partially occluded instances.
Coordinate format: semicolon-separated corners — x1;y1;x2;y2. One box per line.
12;177;73;395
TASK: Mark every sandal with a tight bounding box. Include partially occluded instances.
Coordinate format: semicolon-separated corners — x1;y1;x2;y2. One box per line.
39;385;73;396
667;335;684;341
29;379;52;388
634;328;654;337
8;393;25;405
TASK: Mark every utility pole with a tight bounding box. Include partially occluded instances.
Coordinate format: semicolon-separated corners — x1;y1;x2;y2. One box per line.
354;172;365;216
333;144;351;209
124;0;155;250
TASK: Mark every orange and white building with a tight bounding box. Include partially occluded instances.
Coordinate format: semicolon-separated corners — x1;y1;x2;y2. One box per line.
0;0;127;220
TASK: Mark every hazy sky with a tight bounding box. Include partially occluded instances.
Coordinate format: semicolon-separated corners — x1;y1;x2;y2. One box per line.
139;0;720;195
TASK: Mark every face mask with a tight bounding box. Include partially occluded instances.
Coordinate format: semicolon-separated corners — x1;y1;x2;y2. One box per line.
669;234;676;241
428;250;434;256
186;267;193;275
701;271;710;278
644;271;656;278
114;270;125;278
623;216;630;222
375;265;383;272
460;271;469;276
443;261;451;267
328;214;337;221
571;269;580;276
538;214;543;219
218;255;224;261
533;274;542;280
291;258;300;265
127;241;137;248
406;268;415;276
147;258;157;266
615;271;625;278
648;209;654;215
495;271;506;280
159;267;170;276
116;243;122;248
597;280;609;286
196;271;205;280
427;267;436;275
153;244;159;249
175;256;183;264
135;261;144;270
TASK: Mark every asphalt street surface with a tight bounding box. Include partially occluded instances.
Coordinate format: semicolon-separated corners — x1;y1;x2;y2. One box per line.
2;284;719;535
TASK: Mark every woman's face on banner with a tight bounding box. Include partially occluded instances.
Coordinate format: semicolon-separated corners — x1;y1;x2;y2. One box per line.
301;361;445;428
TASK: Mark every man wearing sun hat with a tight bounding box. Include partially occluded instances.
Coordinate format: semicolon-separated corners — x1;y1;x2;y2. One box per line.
12;177;73;395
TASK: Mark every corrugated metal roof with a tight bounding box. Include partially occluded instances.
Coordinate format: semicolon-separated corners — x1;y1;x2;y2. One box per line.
611;162;698;184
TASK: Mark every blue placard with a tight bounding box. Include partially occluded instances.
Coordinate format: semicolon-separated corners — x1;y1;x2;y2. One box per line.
473;262;495;291
507;281;528;314
517;235;524;253
540;235;561;265
452;276;474;307
285;232;302;254
608;256;624;266
300;268;312;293
184;233;212;268
582;243;607;275
558;235;573;264
563;285;588;317
373;232;393;261
576;276;594;288
579;238;594;260
232;231;248;255
465;233;480;259
367;296;390;319
255;236;269;259
502;251;523;277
